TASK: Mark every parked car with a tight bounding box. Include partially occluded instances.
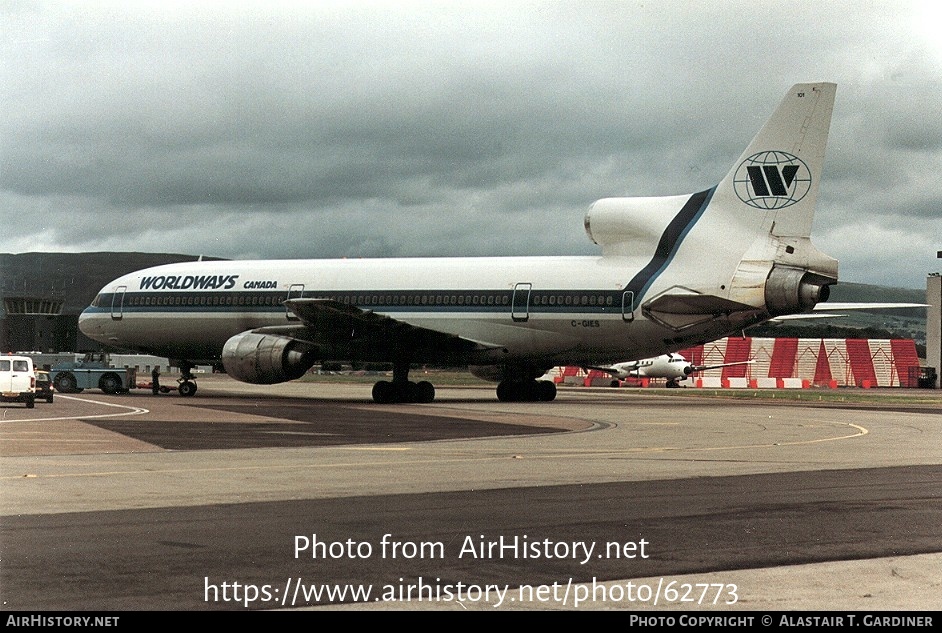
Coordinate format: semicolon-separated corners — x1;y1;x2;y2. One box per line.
34;370;54;403
0;355;36;408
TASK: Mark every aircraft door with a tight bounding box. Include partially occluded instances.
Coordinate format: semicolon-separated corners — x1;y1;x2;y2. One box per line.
286;284;304;320
512;283;531;322
111;286;126;320
622;291;634;322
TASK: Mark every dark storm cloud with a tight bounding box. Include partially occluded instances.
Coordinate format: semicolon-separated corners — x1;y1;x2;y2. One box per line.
2;1;940;288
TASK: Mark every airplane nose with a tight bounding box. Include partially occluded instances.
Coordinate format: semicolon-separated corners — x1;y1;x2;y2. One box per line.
78;308;109;343
78;309;93;336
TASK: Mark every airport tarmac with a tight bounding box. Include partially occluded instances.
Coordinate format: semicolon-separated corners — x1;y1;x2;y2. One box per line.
1;374;940;612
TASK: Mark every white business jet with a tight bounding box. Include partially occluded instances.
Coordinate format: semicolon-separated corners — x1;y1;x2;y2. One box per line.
79;82;840;403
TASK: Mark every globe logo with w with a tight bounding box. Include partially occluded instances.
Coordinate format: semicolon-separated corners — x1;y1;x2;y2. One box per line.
733;151;811;209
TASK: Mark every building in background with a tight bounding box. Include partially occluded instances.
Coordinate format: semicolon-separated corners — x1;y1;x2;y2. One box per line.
1;252;223;353
927;267;941;389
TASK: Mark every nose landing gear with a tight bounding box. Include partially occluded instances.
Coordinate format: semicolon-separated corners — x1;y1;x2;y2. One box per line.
176;361;198;397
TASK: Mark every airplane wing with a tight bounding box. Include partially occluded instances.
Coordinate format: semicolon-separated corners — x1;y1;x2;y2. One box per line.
808;302;927;311
583;364;625;377
689;359;755;373
281;297;497;361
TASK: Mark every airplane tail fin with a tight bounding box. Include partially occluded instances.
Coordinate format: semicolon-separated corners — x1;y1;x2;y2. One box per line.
714;82;836;239
586;83;840;329
585;83;838;254
707;82;840;317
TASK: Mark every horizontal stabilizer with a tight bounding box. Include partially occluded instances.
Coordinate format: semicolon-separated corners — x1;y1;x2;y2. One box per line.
809;302;928;311
768;313;847;322
767;301;927;323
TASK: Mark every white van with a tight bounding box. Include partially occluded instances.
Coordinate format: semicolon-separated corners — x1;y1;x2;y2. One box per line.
1;355;36;408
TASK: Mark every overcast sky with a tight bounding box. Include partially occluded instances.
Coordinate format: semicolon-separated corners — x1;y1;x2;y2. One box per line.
2;1;940;289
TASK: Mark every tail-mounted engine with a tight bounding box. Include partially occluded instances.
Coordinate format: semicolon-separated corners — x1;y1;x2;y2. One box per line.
221;331;317;384
764;266;832;316
583;195;687;257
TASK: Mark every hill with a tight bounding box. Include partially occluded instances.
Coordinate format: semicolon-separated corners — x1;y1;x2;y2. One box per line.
826;281;926;311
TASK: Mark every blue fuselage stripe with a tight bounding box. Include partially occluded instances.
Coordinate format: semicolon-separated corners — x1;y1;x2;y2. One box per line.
621;187;715;302
84;288;628;317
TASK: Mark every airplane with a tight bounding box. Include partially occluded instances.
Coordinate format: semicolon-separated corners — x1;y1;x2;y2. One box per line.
79;81;841;404
584;353;755;388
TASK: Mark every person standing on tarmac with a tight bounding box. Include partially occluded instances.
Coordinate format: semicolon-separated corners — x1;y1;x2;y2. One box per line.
152;366;161;395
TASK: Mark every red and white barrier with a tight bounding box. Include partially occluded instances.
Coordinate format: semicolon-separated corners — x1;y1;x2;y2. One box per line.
680;337;920;388
550;337;921;389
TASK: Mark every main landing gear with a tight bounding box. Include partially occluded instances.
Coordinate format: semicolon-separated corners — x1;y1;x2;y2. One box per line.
371;362;435;404
370;364;557;404
176;361;198;397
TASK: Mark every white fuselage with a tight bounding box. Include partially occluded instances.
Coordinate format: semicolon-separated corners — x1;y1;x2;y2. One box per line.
608;355;693;381
78;253;753;369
